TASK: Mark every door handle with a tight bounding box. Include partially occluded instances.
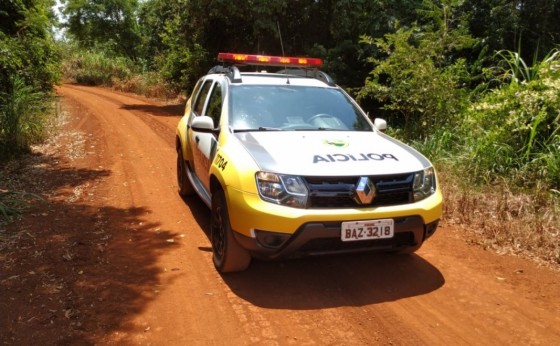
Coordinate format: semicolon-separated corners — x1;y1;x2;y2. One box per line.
195;136;200;144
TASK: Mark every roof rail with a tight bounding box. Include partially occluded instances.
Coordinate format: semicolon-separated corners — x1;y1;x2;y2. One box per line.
207;65;242;83
207;64;336;86
276;68;336;86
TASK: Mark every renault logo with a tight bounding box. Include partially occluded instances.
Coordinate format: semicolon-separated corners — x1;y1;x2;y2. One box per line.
354;177;376;204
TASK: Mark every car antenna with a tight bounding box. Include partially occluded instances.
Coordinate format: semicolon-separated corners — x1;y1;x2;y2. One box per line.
277;21;290;85
277;21;285;57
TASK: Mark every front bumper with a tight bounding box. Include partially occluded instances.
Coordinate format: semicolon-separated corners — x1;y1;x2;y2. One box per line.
234;216;439;259
226;186;442;259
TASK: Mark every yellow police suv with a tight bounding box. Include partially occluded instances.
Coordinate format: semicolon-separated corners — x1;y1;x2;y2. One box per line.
176;53;442;272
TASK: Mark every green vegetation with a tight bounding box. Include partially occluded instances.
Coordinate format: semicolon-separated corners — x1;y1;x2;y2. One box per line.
2;0;559;263
61;0;141;59
0;188;42;220
358;13;473;139
353;1;559;263
356;1;559;191
463;53;560;189
0;76;53;156
1;0;59;224
61;43;134;86
1;0;60;158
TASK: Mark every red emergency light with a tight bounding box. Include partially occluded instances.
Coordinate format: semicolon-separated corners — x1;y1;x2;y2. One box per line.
218;53;323;68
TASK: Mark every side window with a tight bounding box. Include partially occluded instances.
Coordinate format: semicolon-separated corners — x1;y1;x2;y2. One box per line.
193;80;213;116
184;80;203;116
204;82;223;128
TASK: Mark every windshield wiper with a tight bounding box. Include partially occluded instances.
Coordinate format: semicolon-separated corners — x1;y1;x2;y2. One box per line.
295;127;339;131
233;127;284;133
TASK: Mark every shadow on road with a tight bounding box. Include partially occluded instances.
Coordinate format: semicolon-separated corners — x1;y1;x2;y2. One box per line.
121;103;185;117
224;253;444;309
0;153;179;344
182;196;444;309
62;84;185;118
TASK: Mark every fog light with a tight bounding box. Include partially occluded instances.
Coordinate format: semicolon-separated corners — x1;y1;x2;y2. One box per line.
254;230;291;249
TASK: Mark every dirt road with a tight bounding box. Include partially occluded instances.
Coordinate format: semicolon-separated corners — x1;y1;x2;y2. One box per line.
1;84;559;345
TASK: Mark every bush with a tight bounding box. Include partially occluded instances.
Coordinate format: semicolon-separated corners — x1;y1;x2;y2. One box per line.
0;76;54;158
358;21;472;141
61;44;179;98
461;51;560;189
358;1;476;141
111;72;175;99
62;46;135;86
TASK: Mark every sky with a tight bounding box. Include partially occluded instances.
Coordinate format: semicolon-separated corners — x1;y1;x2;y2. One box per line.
52;0;66;40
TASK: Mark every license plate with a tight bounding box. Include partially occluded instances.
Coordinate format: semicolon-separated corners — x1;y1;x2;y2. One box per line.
341;219;394;242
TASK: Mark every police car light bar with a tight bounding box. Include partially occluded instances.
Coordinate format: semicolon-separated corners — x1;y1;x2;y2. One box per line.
218;53;323;68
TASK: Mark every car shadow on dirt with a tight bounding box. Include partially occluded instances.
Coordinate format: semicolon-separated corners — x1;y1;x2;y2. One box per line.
183;196;445;309
0;156;180;344
223;253;444;309
121;103;185;117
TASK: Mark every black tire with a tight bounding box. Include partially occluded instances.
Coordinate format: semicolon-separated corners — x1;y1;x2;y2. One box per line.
211;190;251;273
177;147;194;197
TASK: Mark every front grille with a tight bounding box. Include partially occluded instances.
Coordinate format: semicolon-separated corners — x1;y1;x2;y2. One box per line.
305;173;414;208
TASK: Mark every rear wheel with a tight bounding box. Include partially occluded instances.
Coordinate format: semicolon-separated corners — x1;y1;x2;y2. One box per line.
211;190;251;273
176;147;194;196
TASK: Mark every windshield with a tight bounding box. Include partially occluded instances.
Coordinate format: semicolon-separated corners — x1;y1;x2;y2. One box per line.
229;85;372;131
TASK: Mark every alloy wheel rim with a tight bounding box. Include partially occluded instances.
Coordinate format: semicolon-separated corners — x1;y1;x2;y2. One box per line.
212;205;226;260
177;154;183;188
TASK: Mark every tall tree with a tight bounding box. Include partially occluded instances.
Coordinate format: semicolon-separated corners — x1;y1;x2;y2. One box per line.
359;0;474;138
462;0;560;62
0;0;60;92
137;0;425;91
61;0;141;58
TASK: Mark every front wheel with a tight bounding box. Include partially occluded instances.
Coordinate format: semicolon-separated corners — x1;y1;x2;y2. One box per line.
211;190;251;273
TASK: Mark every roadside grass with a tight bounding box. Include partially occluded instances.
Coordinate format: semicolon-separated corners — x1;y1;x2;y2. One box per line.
62;49;133;86
0;76;55;158
0;190;42;221
0;87;60;229
111;72;177;99
0;75;56;227
62;47;178;100
411;126;559;268
0;160;46;252
440;171;560;267
406;47;560;268
0;160;46;244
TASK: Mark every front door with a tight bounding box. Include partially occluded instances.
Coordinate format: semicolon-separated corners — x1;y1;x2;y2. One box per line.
190;79;223;191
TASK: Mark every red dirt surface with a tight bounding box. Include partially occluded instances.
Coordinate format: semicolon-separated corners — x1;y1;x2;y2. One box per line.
1;84;559;345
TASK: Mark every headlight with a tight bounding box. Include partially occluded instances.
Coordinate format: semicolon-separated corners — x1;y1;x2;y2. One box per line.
413;167;436;202
256;172;308;208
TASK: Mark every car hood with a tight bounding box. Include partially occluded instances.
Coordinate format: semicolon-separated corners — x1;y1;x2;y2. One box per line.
234;131;430;176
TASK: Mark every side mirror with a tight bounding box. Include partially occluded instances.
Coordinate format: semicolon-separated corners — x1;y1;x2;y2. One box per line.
191;116;217;133
374;118;387;131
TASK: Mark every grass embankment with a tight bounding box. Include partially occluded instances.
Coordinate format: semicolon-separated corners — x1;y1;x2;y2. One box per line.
61;47;176;99
0;77;53;222
442;173;559;266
